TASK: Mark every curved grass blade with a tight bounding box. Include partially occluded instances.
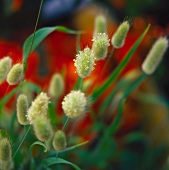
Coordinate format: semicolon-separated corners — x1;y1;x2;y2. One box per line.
29;140;47;168
0;81;25;111
29;141;47;170
124;132;147;144
106;98;125;136
30;141;47;155
100;73;147;117
59;141;88;154
99;78;129;116
23;26;81;62
137;91;169;108
91;24;150;102
122;73;147;99
42;157;81;170
24;81;42;93
92;99;125;157
48;141;89;157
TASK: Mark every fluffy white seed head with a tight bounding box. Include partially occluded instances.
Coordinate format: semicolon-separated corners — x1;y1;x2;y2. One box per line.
62;90;87;118
48;73;64;99
111;21;130;48
142;37;168;75
0;56;12;83
7;63;23;85
74;47;95;78
93;15;107;36
27;92;50;124
17;94;29;125
92;33;110;60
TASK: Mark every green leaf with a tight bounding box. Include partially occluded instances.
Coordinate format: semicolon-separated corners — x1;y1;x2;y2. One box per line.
91;24;150;102
48;103;58;128
101;73;147;118
0;81;25;111
29;141;47;169
137;91;169;107
42;157;81;170
24;81;41;93
73;76;83;90
99;78;129;116
106;98;125;136
92;100;125;157
30;141;47;156
48;141;89;157
59;141;88;154
23;26;81;63
122;73;147;99
124;132;147;144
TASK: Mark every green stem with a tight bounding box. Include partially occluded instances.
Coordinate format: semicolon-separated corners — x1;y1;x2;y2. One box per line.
12;125;31;159
23;0;44;73
95;47;114;89
62;117;69;131
78;77;83;90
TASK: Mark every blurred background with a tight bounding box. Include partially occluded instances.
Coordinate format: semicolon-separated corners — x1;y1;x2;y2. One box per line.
1;0;169;170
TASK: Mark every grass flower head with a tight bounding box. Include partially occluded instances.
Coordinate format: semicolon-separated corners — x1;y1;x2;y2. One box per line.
62;90;87;118
74;47;95;78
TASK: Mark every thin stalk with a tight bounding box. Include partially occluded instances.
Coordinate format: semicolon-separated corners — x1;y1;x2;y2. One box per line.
23;0;44;73
12;125;31;159
78;77;83;90
96;47;114;87
62;117;69;131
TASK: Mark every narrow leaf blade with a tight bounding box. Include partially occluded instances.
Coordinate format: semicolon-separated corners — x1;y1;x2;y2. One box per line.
92;24;150;101
30;141;47;154
23;26;81;61
42;157;81;170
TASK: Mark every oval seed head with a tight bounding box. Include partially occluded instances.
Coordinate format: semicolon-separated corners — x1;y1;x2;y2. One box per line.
48;73;64;99
74;47;95;78
7;63;23;85
17;94;29;125
142;37;168;75
93;15;107;36
0;160;14;170
111;21;130;48
0;56;12;83
32;115;53;142
0;138;12;161
53;130;67;151
92;33;110;60
27;92;49;124
62;90;87;118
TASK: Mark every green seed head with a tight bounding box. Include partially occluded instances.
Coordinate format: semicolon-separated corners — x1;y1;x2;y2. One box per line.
92;33;110;60
7;63;23;85
0;130;10;141
111;21;130;48
17;94;29;125
74;47;95;78
62;90;87;118
0;138;12;161
0;160;14;170
0;56;12;83
93;15;107;36
142;37;168;74
32;115;53;142
27;92;49;124
48;73;64;99
53;130;67;151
